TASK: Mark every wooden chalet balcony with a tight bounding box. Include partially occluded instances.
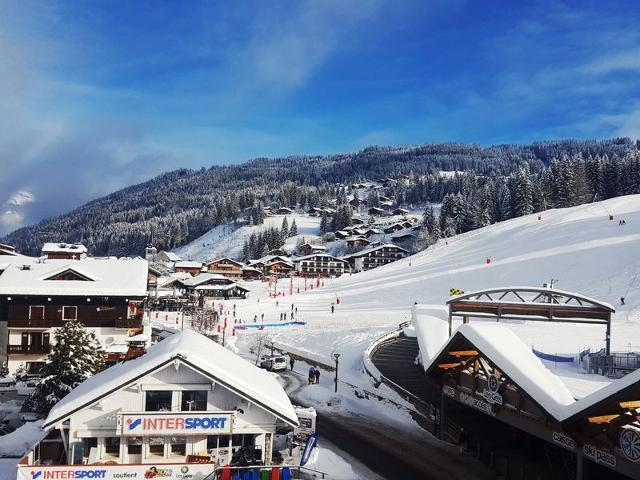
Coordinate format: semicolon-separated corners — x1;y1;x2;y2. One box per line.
8;318;51;328
8;344;51;355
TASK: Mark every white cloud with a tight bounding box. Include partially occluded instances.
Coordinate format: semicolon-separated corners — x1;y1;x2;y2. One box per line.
7;191;34;207
582;47;640;75
0;211;24;229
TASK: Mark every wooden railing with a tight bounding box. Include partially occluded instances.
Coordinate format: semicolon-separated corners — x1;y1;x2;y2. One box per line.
8;344;51;355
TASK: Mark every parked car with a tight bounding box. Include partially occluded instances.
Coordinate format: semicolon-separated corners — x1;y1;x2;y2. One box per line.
259;355;288;372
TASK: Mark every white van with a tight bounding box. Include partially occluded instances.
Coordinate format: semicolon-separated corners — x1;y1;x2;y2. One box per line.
260;355;288;372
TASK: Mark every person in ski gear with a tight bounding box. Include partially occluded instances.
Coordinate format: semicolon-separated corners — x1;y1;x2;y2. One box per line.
331;304;335;314
253;314;257;323
308;367;316;385
289;357;295;371
314;368;320;384
621;297;626;305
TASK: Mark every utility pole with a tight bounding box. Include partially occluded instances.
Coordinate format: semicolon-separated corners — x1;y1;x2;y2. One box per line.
333;353;340;393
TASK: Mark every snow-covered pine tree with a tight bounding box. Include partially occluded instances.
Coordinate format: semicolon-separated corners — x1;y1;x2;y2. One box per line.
422;204;437;234
513;165;534;216
319;213;328;235
23;320;105;416
281;217;289;239
289;219;298;237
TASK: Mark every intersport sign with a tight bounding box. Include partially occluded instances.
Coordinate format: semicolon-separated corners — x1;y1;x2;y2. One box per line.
118;412;234;436
18;464;214;480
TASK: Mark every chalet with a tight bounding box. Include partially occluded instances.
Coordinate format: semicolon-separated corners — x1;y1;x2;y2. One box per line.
0;257;148;375
368;207;385;216
155;251;182;263
384;223;405;234
393;208;410;216
364;227;383;237
334;230;349;240
147;264;164;290
179;273;249;300
268;248;288;256
351;217;365;225
41;243;88;260
345;236;371;248
378;195;392;203
275;207;294;215
351;227;367;236
249;256;294;277
0;243;16;255
307;207;322;216
391;233;416;244
174;260;204;276
321;207;335;215
241;266;264;281
19;330;298;471
206;258;243;279
298;243;326;256
379;201;394;210
349;197;365;207
343;244;409;272
294;254;349;277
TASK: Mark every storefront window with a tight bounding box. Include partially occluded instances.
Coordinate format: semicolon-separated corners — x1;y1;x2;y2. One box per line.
169;436;186;457
148;437;165;457
82;438;97;459
181;390;207;411
104;437;120;457
145;391;172;411
127;436;142;455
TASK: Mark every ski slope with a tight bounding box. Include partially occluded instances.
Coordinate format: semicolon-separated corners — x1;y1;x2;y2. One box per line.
228;195;640;401
175;214;322;261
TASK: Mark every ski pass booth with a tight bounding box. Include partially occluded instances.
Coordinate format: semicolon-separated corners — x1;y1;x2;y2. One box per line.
17;330;299;480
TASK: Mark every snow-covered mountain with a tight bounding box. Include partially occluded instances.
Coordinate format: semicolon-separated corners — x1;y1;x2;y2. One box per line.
175;214;323;261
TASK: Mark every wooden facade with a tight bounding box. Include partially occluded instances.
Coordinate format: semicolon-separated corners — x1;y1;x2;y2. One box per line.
206;258;243;279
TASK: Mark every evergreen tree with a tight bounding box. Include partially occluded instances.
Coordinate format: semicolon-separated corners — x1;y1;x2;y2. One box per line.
422;204;437;234
319;213;328;235
23;320;105;416
281;217;289;239
289;219;298;236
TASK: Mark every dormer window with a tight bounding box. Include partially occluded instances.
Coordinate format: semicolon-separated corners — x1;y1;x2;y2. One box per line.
44;269;93;281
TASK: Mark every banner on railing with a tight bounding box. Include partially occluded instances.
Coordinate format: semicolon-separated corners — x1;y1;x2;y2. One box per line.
17;463;215;480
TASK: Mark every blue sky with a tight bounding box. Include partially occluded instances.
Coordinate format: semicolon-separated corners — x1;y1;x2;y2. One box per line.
2;0;640;234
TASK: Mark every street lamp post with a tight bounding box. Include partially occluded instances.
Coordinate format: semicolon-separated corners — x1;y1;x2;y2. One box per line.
333;353;340;393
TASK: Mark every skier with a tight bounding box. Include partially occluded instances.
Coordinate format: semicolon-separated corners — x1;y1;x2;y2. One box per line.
253;314;257;323
314;368;320;384
280;312;283;321
284;312;287;321
261;313;265;321
289;357;295;371
291;303;294;311
331;304;335;314
295;307;298;314
308;367;316;385
621;297;626;305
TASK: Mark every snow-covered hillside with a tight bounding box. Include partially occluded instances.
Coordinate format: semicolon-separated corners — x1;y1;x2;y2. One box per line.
227;195;640;399
175;214;322;261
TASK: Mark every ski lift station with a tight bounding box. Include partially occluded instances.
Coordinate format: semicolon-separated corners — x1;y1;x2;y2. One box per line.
365;286;640;480
16;330;309;479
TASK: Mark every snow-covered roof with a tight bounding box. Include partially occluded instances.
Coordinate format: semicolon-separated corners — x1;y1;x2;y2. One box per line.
41;243;88;254
160;251;182;262
174;260;203;269
206;257;243;267
424;323;576;420
0;258;148;297
195;282;249;292
294;253;348;263
412;305;450;367
180;272;230;287
345;243;409;258
44;330;298;428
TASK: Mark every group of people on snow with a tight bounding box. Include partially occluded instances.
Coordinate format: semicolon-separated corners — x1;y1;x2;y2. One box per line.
308;366;321;385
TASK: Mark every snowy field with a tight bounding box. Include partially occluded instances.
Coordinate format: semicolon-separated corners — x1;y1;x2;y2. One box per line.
219;195;640;410
175;214;322;261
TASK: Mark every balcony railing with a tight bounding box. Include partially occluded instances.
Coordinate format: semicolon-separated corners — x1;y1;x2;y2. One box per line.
114;318;144;329
8;344;51;355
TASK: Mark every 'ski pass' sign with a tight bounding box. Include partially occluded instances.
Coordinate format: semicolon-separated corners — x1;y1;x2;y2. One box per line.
118;412;233;436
